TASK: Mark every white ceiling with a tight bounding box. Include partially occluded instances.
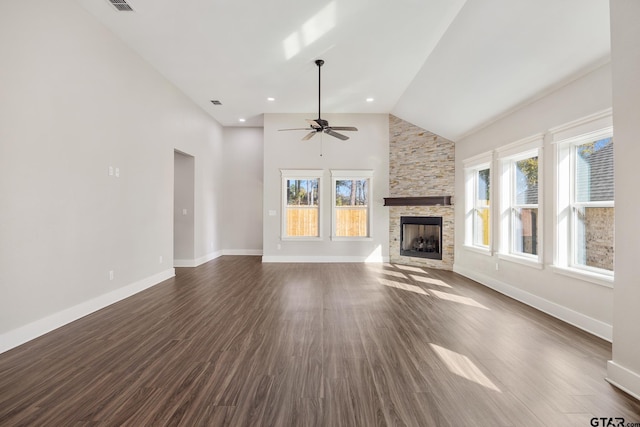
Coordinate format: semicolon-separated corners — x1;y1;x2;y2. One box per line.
76;0;611;141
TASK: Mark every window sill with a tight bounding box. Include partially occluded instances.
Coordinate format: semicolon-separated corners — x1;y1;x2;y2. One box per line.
550;265;613;288
281;237;323;242
330;236;373;242
463;244;493;257
498;253;543;269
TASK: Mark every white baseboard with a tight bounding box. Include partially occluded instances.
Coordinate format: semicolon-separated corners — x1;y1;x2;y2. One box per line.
195;250;222;266
174;250;222;268
607;360;640;400
173;259;195;267
222;249;263;256
0;268;175;355
262;255;390;263
453;263;613;342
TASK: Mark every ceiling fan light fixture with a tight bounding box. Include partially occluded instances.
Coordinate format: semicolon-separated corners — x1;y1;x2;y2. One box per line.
278;59;358;141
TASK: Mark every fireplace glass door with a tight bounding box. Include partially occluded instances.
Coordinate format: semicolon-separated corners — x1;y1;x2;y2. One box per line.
400;216;443;260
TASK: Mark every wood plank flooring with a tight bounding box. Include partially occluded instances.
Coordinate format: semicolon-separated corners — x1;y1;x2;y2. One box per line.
1;256;639;426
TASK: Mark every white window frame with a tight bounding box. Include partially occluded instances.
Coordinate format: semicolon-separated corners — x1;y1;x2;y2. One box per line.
330;170;373;241
497;135;544;268
463;153;493;255
551;110;614;286
281;169;323;241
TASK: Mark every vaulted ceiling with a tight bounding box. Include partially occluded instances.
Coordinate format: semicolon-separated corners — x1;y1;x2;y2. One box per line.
76;0;611;141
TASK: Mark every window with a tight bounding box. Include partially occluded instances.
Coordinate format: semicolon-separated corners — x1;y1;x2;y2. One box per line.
553;112;613;281
464;154;492;252
331;170;373;239
573;137;614;271
512;155;539;255
281;170;322;239
498;135;543;265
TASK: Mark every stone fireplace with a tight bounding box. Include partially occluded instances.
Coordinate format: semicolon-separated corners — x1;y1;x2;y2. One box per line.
388;115;455;270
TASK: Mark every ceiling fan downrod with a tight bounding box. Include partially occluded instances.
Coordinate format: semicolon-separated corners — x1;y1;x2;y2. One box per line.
316;59;324;123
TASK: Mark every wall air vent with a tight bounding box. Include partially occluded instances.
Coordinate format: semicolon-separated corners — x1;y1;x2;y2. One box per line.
107;0;134;11
210;100;222;106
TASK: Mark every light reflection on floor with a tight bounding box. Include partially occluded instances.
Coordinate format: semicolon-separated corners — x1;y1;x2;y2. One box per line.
381;270;409;279
430;289;490;310
430;343;501;392
378;278;429;295
393;264;428;274
410;275;452;288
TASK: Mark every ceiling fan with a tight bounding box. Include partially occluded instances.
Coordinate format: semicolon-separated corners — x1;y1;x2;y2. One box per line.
279;59;358;141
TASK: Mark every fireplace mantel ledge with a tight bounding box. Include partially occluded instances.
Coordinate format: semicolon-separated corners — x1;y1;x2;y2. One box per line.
383;196;452;207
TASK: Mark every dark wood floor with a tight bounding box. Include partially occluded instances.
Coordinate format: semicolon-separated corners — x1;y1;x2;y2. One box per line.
1;257;639;426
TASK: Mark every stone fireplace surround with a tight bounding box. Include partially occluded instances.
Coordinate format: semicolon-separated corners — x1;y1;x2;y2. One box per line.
388;115;455;270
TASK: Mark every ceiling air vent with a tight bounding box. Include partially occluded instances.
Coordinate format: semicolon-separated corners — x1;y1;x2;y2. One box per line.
210;100;222;106
107;0;134;11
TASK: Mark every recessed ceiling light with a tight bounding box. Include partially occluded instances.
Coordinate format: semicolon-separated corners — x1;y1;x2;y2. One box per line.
366;98;374;103
267;97;275;101
238;118;246;122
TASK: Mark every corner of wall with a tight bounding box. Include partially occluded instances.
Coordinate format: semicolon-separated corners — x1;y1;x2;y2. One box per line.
606;361;640;401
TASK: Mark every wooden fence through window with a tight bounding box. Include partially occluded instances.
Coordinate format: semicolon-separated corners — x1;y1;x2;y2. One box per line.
286;206;368;237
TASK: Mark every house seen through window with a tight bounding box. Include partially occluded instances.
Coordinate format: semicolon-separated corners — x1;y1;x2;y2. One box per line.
513;156;539;256
573;137;614;272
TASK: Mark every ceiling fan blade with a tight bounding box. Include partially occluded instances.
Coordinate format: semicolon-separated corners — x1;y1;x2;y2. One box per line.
279;128;312;131
329;126;358;131
302;131;317;141
306;119;322;129
325;128;349;140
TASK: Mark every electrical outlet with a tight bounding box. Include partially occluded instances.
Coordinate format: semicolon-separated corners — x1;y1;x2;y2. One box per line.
115;167;120;178
108;166;114;176
159;255;163;264
108;270;114;280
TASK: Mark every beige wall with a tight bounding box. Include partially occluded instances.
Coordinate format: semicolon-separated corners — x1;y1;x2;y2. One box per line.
453;63;614;340
221;127;264;254
173;151;195;262
608;0;640;400
262;113;389;262
0;0;224;349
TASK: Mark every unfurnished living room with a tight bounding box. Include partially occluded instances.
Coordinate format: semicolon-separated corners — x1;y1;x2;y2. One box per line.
1;0;640;425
